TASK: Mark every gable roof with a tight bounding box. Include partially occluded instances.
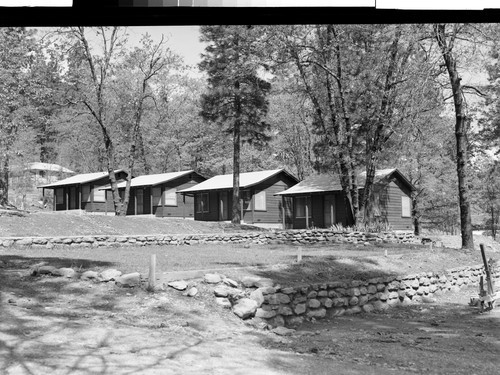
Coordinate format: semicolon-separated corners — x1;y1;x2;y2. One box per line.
276;168;415;196
107;170;200;189
178;169;297;194
38;170;124;189
26;162;75;174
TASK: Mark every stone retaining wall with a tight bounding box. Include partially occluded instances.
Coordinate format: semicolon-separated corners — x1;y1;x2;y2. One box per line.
254;264;500;328
0;229;417;248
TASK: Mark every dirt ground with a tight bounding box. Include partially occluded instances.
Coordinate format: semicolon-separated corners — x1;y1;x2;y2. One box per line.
1;258;499;375
1;213;499;374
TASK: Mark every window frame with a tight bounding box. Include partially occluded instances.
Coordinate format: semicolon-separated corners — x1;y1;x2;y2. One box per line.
254;190;266;211
163;187;177;207
401;195;411;218
295;196;311;219
196;192;209;213
93;185;106;203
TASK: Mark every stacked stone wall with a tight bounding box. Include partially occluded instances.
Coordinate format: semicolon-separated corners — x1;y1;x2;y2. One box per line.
253;264;500;328
0;229;417;249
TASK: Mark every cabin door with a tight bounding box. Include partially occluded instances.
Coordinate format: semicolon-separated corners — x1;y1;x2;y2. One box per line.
324;194;336;228
219;191;228;220
136;189;144;215
69;187;78;210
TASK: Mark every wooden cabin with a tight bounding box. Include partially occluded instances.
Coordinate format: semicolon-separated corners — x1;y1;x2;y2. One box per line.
276;169;415;231
178;169;298;227
39;170;128;213
104;170;206;217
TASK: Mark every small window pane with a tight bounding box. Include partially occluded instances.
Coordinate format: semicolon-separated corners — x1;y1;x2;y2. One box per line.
401;196;411;217
163;187;177;206
93;186;106;202
197;193;209;213
295;196;311;218
254;190;266;211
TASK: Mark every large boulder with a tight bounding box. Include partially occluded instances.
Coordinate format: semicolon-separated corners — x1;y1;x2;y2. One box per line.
233;298;258;319
52;268;76;278
204;273;222;284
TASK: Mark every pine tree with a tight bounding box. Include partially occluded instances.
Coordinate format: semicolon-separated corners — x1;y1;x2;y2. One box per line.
199;26;271;224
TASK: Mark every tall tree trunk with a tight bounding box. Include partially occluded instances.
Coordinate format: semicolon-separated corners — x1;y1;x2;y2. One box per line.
434;24;474;250
232;117;241;224
0;154;10;207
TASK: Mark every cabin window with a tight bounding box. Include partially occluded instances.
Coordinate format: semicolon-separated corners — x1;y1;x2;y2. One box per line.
254;190;266;211
152;187;162;206
82;185;90;202
55;188;64;205
401;196;411;217
93;186;106;202
197;193;209;213
163;187;177;206
295;196;311;218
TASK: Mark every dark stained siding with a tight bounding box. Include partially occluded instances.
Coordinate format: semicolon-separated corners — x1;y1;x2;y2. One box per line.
154;173;205;218
335;193;352;226
311;195;324;228
194;191;219;221
384;181;413;230
243;173;298;224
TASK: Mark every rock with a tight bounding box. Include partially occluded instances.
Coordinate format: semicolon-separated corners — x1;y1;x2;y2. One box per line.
242;276;274;288
422;296;436;304
52;268;76;278
249;289;265;307
306;308;326;318
99;269;122;282
222;278;239;288
186;287;198;297
233;298;258;319
37;265;57;275
214;286;230;297
80;270;99;280
272;327;296;336
215;297;232;308
257;286;277;295
294;303;307;315
204;273;222;284
308;299;321;308
255;308;277;319
168;280;188;291
115;272;141;287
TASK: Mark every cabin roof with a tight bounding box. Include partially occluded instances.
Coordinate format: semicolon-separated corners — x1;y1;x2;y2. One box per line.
178;169;297;194
26;162;75;174
276;169;415;196
103;170;200;189
38;170;124;189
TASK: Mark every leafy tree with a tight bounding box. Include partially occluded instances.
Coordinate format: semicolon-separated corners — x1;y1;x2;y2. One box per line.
199;25;272;224
0;28;41;208
433;23;484;250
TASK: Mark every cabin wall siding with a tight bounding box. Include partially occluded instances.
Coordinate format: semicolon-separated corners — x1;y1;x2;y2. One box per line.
193;172;297;223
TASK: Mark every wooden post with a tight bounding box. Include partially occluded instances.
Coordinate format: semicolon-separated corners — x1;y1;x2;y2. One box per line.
148;254;156;290
251;190;255;224
330;201;334;226
297;246;303;262
150;187;154;215
183;194;186;219
480;244;494;296
305;200;309;229
134;190;137;215
65;187;69;211
282;195;286;230
79;187;82;210
240;198;244;224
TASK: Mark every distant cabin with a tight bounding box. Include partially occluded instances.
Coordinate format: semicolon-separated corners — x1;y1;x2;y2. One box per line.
178;169;298;227
276;169;415;231
39;170;128;212
103;170;206;217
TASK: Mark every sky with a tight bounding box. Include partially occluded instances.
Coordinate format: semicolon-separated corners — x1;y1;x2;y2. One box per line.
125;26;205;68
